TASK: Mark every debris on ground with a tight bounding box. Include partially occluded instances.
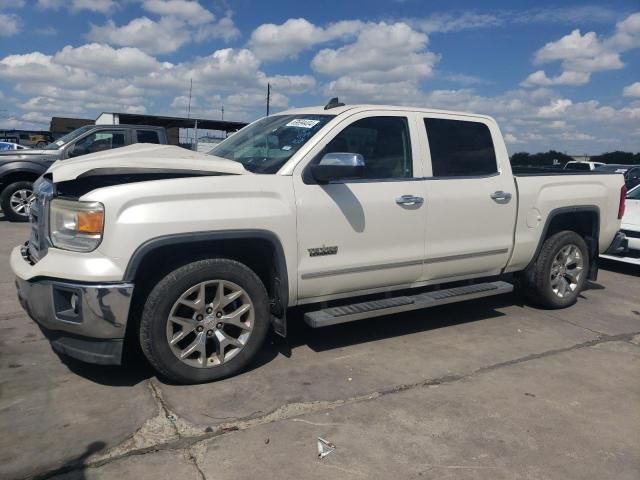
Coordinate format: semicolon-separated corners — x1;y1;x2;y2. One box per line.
317;437;336;459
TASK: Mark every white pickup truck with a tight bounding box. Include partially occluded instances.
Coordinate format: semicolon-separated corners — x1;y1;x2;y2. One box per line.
11;101;627;384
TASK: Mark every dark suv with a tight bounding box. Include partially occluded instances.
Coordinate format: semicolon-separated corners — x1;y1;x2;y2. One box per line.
0;124;167;221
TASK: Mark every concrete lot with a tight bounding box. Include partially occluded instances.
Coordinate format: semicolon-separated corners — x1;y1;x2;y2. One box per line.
0;213;639;479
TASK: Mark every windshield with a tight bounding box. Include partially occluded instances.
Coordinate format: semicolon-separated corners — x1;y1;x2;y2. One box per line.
208;114;334;173
628;186;640;200
43;125;94;150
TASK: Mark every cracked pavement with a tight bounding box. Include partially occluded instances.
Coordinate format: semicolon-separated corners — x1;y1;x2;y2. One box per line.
1;217;639;479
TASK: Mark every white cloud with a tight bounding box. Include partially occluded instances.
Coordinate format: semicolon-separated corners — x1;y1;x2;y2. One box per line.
623;82;640;97
311;22;438;104
413;12;501;33
248;18;363;61
88;6;239;55
53;43;164;76
142;0;214;25
523;12;640;87
411;6;619;35
0;12;21;36
521;70;591;87
266;74;316;94
0;1;26;9
537;98;573;118
88;17;191;54
37;0;115;13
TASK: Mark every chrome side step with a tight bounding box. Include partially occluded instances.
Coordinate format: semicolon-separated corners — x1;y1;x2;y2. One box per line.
304;281;513;328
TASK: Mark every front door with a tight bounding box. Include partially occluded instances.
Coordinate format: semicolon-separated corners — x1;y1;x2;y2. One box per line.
293;112;427;300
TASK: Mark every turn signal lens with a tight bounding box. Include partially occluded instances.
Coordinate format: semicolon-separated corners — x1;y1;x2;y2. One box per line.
77;211;104;234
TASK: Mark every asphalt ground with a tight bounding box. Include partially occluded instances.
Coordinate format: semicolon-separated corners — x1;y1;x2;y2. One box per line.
1;213;638;479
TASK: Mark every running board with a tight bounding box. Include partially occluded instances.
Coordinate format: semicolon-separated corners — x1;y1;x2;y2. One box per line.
304;281;514;328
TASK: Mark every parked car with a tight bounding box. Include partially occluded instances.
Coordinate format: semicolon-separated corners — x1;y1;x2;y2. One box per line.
600;185;640;265
595;164;640;190
11;102;626;384
0;124;167;221
563;161;605;171
0;142;29;151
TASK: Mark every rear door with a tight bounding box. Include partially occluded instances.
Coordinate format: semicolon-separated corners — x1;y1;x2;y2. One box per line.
418;116;517;281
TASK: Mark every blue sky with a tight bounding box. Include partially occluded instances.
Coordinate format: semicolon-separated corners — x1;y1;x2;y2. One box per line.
0;0;639;153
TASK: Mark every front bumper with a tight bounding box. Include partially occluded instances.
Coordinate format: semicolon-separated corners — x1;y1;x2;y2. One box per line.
15;276;134;365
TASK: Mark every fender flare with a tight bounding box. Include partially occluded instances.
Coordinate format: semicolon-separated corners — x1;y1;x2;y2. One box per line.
526;205;600;280
123;229;289;336
0;162;47;185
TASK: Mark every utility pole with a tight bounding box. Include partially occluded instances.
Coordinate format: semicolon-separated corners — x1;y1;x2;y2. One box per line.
221;105;224;121
266;83;270;117
187;78;193;119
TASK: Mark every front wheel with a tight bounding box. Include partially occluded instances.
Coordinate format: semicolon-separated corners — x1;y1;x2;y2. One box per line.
139;259;270;384
1;181;35;222
526;231;589;309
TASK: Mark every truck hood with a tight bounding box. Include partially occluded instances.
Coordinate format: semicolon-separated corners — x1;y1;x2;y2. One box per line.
47;143;249;182
0;149;61;162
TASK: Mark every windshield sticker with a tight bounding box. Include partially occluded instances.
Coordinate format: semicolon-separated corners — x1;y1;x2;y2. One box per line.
281;145;292;151
55;140;64;146
286;119;320;129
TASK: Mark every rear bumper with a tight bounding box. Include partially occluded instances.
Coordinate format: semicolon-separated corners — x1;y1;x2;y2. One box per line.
604;231;628;255
15;276;134;365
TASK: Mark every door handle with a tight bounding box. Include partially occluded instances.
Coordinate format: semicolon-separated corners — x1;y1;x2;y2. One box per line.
490;191;512;202
396;195;424;206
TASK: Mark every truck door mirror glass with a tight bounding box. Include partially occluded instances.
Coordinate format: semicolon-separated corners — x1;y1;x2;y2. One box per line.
310;153;365;184
67;143;85;158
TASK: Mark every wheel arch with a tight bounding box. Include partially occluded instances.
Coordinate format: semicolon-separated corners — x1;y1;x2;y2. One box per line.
124;230;289;336
528;205;600;280
0;165;45;192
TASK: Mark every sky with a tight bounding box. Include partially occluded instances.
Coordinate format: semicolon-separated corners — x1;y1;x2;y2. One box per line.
0;0;639;154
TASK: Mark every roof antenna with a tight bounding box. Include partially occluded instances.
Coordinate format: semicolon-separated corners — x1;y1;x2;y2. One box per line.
324;97;345;110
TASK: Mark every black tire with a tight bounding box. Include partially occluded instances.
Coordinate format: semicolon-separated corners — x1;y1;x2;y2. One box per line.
525;231;589;309
139;258;270;384
1;181;34;222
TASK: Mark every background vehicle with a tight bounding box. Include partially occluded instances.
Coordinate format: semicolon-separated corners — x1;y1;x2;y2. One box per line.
564;160;605;171
0;124;167;221
0;142;29;151
0;130;53;148
595;164;640;190
601;185;640;265
11;103;626;384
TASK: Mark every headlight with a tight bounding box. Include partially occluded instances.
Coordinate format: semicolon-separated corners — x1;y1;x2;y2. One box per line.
49;199;104;252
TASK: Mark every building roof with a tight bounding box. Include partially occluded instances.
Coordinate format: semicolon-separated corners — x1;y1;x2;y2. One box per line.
98;112;247;132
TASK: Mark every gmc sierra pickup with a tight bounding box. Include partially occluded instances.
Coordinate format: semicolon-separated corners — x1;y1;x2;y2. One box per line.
0;124;167;221
11;102;627;384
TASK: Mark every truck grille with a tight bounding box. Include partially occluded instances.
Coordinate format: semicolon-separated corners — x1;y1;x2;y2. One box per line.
26;177;54;263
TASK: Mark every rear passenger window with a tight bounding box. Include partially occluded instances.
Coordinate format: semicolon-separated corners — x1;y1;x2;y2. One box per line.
424;118;497;177
137;130;160;144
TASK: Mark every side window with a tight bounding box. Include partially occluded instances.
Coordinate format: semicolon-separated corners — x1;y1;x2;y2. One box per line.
321;116;412;179
424;118;497;177
137;130;160;144
73;130;126;155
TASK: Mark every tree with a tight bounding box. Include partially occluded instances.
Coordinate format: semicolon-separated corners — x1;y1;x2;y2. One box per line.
590;151;637;165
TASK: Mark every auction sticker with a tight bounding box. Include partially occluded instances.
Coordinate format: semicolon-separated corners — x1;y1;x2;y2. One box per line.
286;119;320;128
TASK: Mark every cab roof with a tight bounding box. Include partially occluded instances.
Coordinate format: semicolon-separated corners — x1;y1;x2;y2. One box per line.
277;104;495;122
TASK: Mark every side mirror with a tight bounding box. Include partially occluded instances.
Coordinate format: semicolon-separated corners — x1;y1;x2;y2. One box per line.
67;143;86;158
310;152;365;184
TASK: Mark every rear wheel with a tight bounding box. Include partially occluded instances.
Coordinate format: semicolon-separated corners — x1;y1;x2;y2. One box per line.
139;258;270;384
526;231;589;309
1;181;35;222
